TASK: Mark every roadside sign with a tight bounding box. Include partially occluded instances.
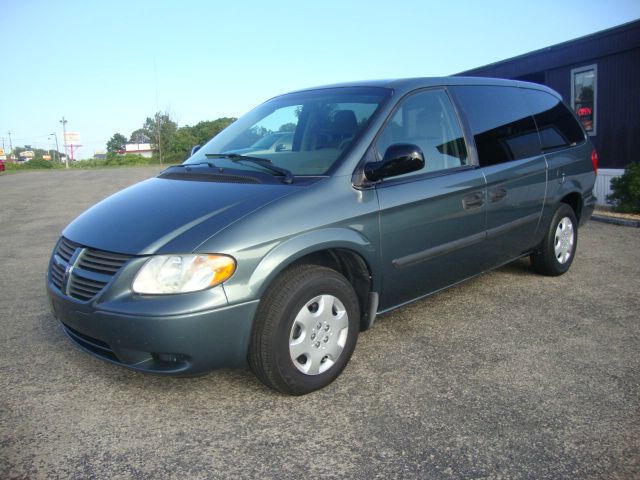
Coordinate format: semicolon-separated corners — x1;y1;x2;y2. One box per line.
64;132;81;143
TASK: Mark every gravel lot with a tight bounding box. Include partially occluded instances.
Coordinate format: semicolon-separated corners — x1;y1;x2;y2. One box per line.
1;167;638;479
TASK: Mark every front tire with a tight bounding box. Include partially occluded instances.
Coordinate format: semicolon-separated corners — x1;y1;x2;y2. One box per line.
249;264;360;395
531;203;578;276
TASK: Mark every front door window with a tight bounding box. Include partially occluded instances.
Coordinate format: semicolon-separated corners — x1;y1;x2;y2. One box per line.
375;89;468;178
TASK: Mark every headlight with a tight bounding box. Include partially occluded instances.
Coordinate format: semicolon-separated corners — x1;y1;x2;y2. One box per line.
132;254;236;294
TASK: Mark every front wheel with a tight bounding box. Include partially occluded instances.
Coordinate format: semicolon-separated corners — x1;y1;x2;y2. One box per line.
249;264;360;395
531;203;578;276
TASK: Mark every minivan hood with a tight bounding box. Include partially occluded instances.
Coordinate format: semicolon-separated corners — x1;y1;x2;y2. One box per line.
63;176;297;255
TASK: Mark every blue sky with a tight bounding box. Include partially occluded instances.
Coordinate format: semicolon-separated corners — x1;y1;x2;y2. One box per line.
1;0;639;158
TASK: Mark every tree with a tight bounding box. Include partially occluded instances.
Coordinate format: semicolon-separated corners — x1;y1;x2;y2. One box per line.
156;117;236;163
278;122;296;132
129;129;150;144
607;162;640;213
106;133;127;154
12;146;24;161
143;112;178;163
188;118;236;146
164;128;198;163
103;114;237;166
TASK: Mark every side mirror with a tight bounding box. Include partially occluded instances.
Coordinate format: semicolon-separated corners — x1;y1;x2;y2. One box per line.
364;143;425;182
190;145;202;157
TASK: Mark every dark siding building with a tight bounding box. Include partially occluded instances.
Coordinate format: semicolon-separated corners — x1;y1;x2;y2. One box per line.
458;20;640;173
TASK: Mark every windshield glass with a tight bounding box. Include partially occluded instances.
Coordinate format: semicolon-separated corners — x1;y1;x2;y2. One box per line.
186;87;391;176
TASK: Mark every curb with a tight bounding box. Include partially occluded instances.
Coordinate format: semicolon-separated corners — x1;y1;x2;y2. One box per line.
591;215;640;228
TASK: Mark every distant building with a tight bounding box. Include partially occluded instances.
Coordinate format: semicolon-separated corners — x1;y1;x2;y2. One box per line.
119;143;154;158
458;20;640;204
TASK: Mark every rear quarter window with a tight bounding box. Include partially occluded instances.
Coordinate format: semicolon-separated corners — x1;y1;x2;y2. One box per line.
521;88;586;151
451;85;540;166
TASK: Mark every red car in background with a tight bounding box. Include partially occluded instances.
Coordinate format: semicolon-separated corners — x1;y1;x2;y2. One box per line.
0;159;5;172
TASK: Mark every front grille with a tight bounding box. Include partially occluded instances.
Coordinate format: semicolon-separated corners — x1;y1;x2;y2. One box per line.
68;272;109;301
50;261;65;290
61;323;119;362
57;237;79;262
77;249;130;275
49;237;132;302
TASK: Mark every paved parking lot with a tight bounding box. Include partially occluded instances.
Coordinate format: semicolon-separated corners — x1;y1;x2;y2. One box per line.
1;167;638;479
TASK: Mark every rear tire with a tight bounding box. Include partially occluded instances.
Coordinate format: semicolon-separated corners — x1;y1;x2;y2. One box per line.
531;203;578;276
249;264;360;395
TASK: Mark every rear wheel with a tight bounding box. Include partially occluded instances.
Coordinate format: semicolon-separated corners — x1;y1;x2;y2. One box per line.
249;264;360;395
531;203;578;276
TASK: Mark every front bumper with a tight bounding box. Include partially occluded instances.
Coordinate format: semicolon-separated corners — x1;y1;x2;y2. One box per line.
48;285;259;375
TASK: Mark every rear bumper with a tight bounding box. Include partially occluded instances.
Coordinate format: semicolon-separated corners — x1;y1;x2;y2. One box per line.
48;285;259;375
580;191;597;227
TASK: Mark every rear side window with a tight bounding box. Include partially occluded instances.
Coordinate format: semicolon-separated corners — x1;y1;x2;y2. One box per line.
451;86;539;166
521;89;585;151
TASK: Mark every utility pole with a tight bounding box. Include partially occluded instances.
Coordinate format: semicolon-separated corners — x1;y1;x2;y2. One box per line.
59;117;69;168
7;131;13;156
50;132;60;163
156;112;163;165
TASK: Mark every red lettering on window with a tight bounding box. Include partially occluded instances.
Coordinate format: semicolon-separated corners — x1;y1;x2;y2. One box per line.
576;107;592;117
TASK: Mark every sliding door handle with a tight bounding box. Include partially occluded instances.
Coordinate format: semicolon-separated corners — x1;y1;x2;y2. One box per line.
462;192;484;209
489;187;507;202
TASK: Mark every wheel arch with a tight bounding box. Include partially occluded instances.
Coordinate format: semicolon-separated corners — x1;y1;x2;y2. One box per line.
559;190;583;223
247;228;380;331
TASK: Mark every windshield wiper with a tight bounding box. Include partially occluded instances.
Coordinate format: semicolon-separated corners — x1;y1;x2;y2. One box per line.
205;153;294;184
172;161;217;168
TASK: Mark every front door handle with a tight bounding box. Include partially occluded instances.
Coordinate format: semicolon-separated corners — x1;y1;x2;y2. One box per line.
462;192;484;209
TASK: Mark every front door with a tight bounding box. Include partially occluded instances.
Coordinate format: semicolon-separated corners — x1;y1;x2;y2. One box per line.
373;89;488;310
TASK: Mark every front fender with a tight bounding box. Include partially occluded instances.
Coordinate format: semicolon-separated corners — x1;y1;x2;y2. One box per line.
224;227;379;304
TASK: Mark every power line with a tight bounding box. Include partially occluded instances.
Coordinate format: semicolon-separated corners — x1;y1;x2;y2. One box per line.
7;134;55;141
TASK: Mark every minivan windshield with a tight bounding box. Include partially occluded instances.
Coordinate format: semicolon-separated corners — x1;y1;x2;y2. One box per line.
185;87;391;176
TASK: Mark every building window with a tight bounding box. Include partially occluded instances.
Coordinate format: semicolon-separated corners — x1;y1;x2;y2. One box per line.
571;64;597;136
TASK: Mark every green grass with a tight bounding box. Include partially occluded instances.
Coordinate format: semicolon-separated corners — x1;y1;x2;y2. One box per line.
4;158;64;171
2;154;180;173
